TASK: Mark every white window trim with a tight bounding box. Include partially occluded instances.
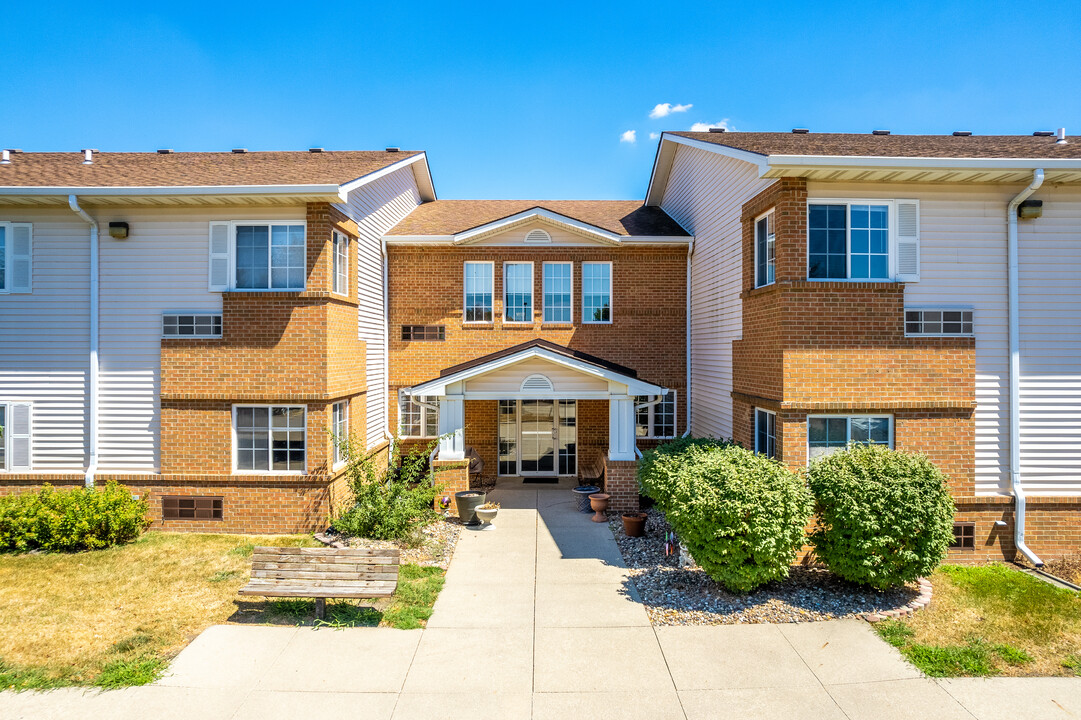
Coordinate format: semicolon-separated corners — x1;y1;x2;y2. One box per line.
502;261;534;325
542;261;574;325
225;220;308;292
332;231;350;297
398;394;439;438
161;311;223;339
903;306;975;338
332;400;349;470
231;404;308;475
636;392;677;439
805;199;898;282
0;221;32;294
463;260;495;325
582;260;613;325
754;407;777;458
806;413;894;465
754;209;776;289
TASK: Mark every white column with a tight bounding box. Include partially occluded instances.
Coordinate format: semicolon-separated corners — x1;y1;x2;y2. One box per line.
437;395;465;461
608;394;636;461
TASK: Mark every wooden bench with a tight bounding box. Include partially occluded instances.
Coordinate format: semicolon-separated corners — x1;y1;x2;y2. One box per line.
580;448;605;485
238;546;400;619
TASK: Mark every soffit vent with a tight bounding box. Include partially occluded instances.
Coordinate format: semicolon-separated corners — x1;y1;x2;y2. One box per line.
524;228;552;244
521;374;554;392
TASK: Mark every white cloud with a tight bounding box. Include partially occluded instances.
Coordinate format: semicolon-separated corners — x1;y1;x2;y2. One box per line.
620;129;637;144
649;103;693;119
690;118;735;132
649;132;660;140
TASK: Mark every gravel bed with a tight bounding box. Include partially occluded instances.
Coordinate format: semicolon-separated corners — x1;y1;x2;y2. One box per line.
333;517;462;570
611;508;919;625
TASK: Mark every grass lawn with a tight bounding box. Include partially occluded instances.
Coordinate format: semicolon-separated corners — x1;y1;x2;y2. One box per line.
0;532;445;691
875;564;1081;677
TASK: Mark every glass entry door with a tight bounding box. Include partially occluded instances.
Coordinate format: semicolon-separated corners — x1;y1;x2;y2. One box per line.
519;400;556;475
498;400;577;476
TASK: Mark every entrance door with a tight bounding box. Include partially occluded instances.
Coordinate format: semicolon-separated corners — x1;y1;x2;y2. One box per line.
519;399;556;475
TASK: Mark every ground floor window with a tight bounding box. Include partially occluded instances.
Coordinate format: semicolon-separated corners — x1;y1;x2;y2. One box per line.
807;415;891;461
635;392;676;438
755;408;776;459
234;405;306;472
497;399;576;476
332;400;349;467
0;402;31;472
399;394;438;438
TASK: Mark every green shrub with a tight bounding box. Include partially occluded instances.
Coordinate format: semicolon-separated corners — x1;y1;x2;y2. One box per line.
0;482;149;553
638;437;814;593
807;444;954;589
331;437;449;541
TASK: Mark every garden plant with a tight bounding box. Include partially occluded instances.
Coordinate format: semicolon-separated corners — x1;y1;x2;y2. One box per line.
0;482;149;553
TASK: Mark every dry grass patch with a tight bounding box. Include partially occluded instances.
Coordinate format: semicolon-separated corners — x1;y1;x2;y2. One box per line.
876;564;1081;677
1044;552;1081;586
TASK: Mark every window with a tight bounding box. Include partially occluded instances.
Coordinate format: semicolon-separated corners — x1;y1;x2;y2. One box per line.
905;309;973;336
0;222;33;294
332;231;349;295
162;313;223;338
162;496;223;520
755;211;775;287
399;395;438;438
635;393;676;438
543;262;572;323
951;522;975;550
503;262;533;323
332;400;349;467
808;415;891;461
808;203;889;280
0;402;31;471
233;223;306;290
582;261;611;323
755;408;776;458
498;400;517;475
0;404;5;470
401;325;445;341
463;262;493;322
234;405;306;472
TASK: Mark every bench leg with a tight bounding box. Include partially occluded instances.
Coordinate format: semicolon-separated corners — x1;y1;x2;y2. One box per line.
314;598;326;621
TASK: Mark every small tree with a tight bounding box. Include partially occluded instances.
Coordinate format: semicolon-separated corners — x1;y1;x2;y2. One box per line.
807;444;955;589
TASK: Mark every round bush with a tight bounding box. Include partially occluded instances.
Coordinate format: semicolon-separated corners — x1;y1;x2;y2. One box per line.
807;444;955;589
639;438;814;593
0;482;150;553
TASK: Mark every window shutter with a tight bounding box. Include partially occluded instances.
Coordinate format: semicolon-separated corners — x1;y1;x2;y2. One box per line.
9;224;32;293
895;201;920;282
9;403;31;471
208;222;230;291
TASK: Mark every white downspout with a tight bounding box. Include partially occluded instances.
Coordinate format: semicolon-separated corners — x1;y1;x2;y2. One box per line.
68;195;98;487
681;236;695;437
1007;169;1044;567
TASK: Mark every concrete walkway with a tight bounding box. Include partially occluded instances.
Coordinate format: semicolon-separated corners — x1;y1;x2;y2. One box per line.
3;480;1080;719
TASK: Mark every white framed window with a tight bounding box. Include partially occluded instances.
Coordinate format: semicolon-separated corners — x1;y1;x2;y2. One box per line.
162;312;223;338
807;414;892;462
208;221;307;292
905;308;973;336
332;400;349;468
0;402;31;472
582;261;612;323
332;231;349;296
398;394;439;438
233;405;307;473
0;222;33;294
543;262;572;323
755;408;776;459
755;210;775;288
503;262;534;323
806;200;920;282
635;392;676;439
463;261;494;323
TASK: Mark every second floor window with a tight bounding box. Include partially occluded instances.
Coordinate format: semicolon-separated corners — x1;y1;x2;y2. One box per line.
399;395;438;438
807;200;920;281
0;222;33;294
332;232;349;295
755;211;775;287
463;261;493;322
235;224;306;289
543;262;572;323
582;261;611;323
504;262;533;323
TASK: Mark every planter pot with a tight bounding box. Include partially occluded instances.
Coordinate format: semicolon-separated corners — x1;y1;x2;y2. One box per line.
572;485;601;513
475;507;498;526
589;493;610;523
454;491;487;525
621;512;648;537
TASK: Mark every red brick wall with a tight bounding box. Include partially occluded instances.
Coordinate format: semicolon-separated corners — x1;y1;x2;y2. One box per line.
605;459;639;513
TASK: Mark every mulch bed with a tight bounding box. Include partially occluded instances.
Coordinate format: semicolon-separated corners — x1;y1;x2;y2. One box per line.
320;516;462;570
1042;553;1081;586
611;508;920;625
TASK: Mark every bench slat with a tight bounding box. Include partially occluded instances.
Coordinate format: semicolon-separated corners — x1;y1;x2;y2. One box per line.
241;547;402;607
253;546;399;558
252;569;399;581
245;577;399;588
239;584;396;599
252;555;398;566
252;561;400;574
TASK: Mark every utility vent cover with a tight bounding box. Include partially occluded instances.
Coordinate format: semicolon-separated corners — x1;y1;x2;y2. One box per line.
524;229;552;244
521;374;554;392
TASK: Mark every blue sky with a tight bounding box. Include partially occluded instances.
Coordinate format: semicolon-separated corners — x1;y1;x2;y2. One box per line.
3;1;1078;199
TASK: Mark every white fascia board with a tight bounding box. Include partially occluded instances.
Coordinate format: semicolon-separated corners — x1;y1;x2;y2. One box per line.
337;153;435;201
452;208;623;245
766;154;1081;173
645;133;771;205
0;184;341;197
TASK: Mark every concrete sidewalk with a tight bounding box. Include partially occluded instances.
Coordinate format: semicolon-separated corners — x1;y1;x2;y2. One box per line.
2;479;1080;719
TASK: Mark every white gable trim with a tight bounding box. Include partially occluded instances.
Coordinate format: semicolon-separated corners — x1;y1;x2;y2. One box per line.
405;346;667;398
338;152;436;202
452;208;623;246
646;133;770;206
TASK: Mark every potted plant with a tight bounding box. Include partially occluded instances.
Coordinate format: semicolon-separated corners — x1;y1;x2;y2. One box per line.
589;493;610;523
475;501;499;527
454;490;486;525
572;485;600;513
621;511;648;537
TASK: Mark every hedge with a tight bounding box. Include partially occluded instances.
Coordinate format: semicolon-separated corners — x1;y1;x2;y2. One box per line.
0;482;150;553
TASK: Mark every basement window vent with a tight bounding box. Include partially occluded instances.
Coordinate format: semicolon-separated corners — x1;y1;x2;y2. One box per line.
950;522;975;549
163;496;223;521
401;325;445;341
162;312;223;338
905;309;973;337
521;374;553;392
524;229;552;244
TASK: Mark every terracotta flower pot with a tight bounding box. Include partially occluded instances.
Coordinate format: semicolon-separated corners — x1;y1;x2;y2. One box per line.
621;512;647;537
589;493;610;523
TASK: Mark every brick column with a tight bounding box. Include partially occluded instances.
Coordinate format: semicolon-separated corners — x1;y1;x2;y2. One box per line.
605;457;639;513
432;460;469;513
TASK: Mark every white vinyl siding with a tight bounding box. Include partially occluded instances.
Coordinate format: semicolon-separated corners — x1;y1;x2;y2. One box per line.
660;145;775;439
